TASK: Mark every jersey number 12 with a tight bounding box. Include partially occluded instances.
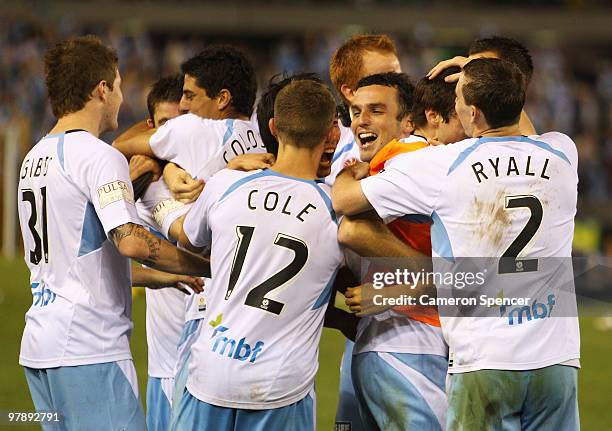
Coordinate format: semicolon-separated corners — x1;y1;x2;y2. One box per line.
226;225;308;315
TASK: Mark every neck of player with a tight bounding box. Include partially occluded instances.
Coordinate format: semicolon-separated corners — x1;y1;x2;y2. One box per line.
475;122;522;138
48;111;104;138
271;143;323;181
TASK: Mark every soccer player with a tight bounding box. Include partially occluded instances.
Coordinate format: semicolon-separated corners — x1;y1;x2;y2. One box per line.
427;35;537;135
17;36;210;430
333;58;580;430
327;34;403;431
129;74;191;431
171;79;343;430
113;45;266;416
340;72;449;431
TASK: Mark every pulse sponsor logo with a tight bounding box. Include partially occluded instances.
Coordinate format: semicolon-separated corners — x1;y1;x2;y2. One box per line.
208;313;264;363
500;294;555;325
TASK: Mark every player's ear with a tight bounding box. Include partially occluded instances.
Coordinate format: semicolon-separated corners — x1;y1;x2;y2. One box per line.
470;105;479;125
340;84;354;103
94;80;107;102
400;114;413;136
217;89;232;111
425;109;441;128
146;119;155;129
268;118;278;138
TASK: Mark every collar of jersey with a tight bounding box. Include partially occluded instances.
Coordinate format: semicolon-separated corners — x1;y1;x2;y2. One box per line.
262;168;318;185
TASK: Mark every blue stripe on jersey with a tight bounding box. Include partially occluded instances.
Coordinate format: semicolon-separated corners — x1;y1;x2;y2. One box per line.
400;214;432;224
57;134;66;170
311;183;337;224
446;139;484;175
78;202;107;256
431;211;454;261
447;136;571;175
478;136;571;165
219;169;337;223
221;119;235;146
332;139;356;164
219;170;269;202
312;266;340;310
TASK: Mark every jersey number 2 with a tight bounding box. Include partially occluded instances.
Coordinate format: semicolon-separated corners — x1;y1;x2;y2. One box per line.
21;187;49;265
498;195;542;274
226;225;308;315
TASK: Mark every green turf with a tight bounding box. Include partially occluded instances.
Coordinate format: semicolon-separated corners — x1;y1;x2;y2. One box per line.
1;258;610;430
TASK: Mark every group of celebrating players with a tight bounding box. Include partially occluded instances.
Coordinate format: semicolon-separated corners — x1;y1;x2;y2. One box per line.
17;32;580;431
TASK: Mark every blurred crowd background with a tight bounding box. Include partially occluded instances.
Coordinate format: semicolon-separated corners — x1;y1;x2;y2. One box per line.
1;1;611;257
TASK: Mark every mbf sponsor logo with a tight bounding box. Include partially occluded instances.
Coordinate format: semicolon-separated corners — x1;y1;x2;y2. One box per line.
208;313;264;363
500;294;556;325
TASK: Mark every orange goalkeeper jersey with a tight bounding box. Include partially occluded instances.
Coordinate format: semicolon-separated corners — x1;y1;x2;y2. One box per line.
369;135;440;327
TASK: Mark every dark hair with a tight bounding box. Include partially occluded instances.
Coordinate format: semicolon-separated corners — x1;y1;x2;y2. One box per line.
469;36;533;85
257;72;323;156
274;80;336;148
44;35;118;118
411;67;461;128
330;34;398;101
462;58;525;128
181;45;257;117
146;74;183;121
355;72;414;121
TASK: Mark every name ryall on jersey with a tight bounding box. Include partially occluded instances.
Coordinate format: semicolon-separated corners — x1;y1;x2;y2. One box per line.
208;313;264;363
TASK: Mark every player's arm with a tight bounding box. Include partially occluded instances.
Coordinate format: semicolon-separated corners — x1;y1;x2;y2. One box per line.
163;162;204;204
110;222;210;277
226;153;276;171
112;124;157;159
332;162;373;217
346;282;436;317
323;266;360;341
131;261;204;294
338;213;427;260
129;154;163;183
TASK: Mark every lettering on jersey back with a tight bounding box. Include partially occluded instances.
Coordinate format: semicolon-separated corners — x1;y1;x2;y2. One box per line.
222;129;265;164
247;189;316;222
471;156;551;184
21;156;53;179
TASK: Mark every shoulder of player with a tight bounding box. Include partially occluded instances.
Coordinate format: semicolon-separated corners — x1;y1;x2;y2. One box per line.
529;131;577;163
61;132;126;164
384;139;470;169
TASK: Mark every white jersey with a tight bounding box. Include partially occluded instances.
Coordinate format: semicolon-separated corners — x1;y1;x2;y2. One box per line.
323;123;360;186
361;133;580;373
150;113;265;322
136;179;189;377
18;130;140;368
354;134;447;357
183;168;343;409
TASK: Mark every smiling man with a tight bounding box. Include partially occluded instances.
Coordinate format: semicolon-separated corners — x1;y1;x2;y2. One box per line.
339;72;448;431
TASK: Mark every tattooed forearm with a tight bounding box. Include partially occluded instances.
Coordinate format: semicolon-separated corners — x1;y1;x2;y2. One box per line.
110;223;136;248
134;226;161;266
